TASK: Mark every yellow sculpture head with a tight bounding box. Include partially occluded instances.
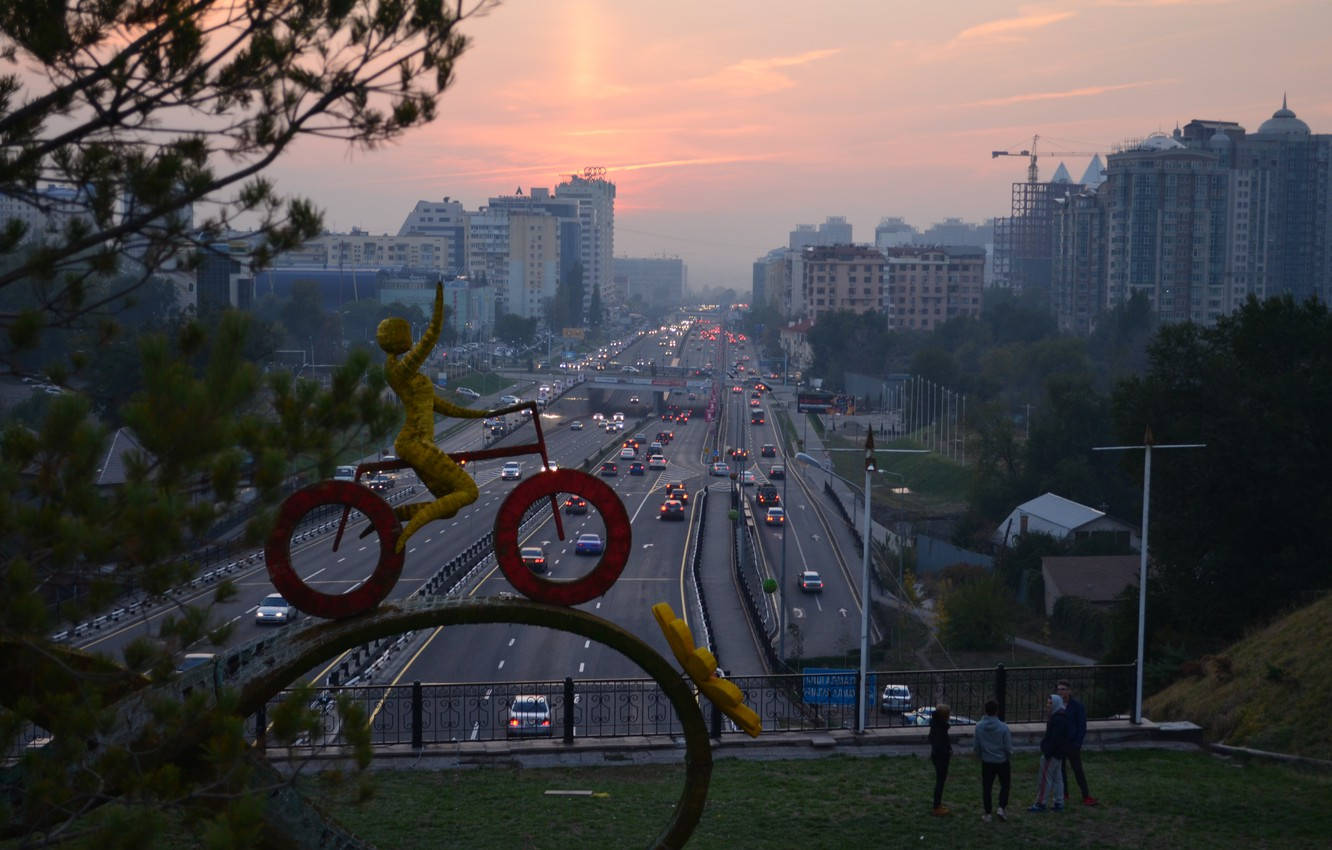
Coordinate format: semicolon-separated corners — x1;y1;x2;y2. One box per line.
376;317;412;355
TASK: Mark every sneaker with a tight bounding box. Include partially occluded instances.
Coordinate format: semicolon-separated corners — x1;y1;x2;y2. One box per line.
1027;803;1047;813
1082;796;1099;807
1052;804;1064;812
931;806;951;816
996;807;1007;821
982;814;992;823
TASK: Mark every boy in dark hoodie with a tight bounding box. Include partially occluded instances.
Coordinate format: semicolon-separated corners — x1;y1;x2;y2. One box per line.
1029;693;1070;812
928;704;953;816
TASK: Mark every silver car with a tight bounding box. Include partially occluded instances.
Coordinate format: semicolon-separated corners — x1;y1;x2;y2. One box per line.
255;594;297;626
880;684;914;713
506;694;553;737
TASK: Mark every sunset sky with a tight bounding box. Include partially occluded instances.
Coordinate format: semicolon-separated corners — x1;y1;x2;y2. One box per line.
276;0;1332;291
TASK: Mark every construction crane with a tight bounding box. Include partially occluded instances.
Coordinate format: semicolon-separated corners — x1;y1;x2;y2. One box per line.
991;134;1102;184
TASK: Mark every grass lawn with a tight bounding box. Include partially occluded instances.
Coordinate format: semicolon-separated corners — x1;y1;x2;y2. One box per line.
311;749;1332;848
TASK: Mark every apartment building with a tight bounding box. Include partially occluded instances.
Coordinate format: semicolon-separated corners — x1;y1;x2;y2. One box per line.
800;244;885;323
884;245;985;331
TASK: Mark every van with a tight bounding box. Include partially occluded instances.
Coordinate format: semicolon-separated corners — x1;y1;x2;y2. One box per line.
333;465;357;482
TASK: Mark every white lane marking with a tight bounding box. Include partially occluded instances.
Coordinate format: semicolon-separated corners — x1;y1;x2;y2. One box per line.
497;659;505;670
483;689;492;701
508;638;516;647
583;640;590;649
815;596;823;612
336;557;346;563
305;568;327;580
838;608;848;618
642;543;655;549
358;546;367;552
793;607;806;618
470;722;479;741
579;662;585;673
595;601;601;609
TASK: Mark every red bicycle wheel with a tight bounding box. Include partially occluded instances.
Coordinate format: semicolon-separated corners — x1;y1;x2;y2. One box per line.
265;480;404;619
494;469;631;606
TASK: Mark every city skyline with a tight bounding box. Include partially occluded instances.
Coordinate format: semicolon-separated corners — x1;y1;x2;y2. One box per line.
267;0;1332;291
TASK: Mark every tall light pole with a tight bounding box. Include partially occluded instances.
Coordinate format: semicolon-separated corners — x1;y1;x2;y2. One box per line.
795;436;925;734
1094;427;1204;724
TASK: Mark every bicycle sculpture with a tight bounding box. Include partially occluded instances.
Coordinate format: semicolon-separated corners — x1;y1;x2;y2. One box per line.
257;283;761;847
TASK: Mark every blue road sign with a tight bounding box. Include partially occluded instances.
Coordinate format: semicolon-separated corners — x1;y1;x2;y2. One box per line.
802;668;877;707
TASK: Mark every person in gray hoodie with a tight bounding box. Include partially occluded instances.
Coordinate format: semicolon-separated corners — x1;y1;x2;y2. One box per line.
972;699;1013;823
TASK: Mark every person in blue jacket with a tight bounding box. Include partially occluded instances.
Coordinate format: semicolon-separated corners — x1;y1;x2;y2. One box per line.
1058;679;1098;806
1028;693;1071;812
972;699;1013;823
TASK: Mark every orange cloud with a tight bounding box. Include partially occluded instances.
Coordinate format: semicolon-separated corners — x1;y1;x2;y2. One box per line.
951;10;1076;45
689;48;842;96
961;80;1169;108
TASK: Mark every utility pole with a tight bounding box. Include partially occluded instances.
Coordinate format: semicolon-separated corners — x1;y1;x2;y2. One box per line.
1093;428;1204;723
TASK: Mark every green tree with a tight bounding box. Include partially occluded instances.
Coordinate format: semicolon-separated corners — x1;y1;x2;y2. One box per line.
937;571;1016;650
494;312;537;346
587;282;603;330
1111;295;1332;653
1;0;485;356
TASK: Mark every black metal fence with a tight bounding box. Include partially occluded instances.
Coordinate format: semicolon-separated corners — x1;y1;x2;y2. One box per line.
247;662;1135;750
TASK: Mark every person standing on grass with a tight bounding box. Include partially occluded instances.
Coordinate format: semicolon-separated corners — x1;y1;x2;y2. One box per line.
928;704;953;816
1058;680;1098;806
973;700;1013;823
1029;693;1071;813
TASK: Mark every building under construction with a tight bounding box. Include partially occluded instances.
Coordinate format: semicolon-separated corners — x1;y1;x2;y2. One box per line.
993;167;1085;294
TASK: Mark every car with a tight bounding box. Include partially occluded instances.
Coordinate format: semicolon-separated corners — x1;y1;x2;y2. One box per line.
765;506;786;526
500;461;522;480
768;464;785;480
648;441;663;454
612;412;625;422
749;398;761;407
710;462;730;477
738;470;756;485
656;431;674;443
520;546;548;574
599;462;618;477
732;385;743;393
797;570;823;592
255;593;297;625
574;533;604;555
881;684;914;713
756;484;780;506
500;394;522;405
506;694;553;737
631;433;647;447
760;444;777;458
659;499;685;520
629;461;646;475
663;482;689;503
619;446;637;460
628;395;640;404
176;652;216;674
333;465;357;482
902;706;976;727
730;448;749;462
570;420;584;431
687;392;697;400
750;411;765;424
456;386;481;400
562;496;588;514
648;454;667;470
366;473;394;492
591;412;604;421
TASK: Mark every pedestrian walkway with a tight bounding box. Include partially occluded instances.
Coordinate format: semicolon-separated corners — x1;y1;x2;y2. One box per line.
692;480;767;675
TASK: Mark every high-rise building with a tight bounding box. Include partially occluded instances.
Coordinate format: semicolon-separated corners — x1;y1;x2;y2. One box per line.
487;187;582;294
993;168;1083;293
884;245;985;331
613;257;686;310
800;244;885;323
555;172;616;309
790;216;853;250
874;217;917;250
466;207;558;320
1050;98;1332;332
396;197;467;273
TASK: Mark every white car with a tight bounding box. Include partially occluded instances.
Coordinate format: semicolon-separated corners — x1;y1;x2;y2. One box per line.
647;454;667;470
570;420;584;431
255;594;297;625
500;461;522;480
333;465;357;482
456;386;481;399
500;394;522;405
612;412;625;422
619;446;637;459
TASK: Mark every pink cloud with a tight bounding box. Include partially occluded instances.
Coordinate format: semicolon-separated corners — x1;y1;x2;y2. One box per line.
961;79;1170;108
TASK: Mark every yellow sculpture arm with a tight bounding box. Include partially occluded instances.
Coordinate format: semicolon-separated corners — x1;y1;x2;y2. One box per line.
651;602;762;737
433;395;490;419
402;282;444;375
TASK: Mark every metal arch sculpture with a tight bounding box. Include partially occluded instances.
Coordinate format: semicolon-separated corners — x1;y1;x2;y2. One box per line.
230;597;713;850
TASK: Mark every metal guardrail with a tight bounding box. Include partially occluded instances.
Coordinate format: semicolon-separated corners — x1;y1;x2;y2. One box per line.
244;663;1135;750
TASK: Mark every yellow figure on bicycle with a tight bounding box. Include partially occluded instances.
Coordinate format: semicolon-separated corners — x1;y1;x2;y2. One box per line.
377;281;497;552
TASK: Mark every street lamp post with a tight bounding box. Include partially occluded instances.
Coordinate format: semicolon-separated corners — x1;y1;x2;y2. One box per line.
1093;427;1204;724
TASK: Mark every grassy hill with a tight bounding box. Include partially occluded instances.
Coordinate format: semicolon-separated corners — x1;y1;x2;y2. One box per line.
1146;590;1332;760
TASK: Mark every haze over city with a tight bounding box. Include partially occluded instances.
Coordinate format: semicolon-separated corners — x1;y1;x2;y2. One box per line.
266;0;1330;291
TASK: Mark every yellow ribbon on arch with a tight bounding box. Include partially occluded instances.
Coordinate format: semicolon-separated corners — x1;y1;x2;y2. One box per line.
651;602;761;738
